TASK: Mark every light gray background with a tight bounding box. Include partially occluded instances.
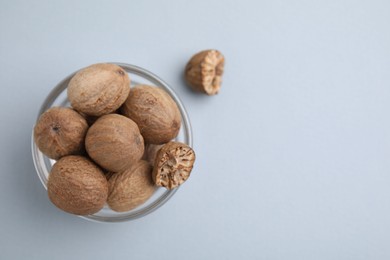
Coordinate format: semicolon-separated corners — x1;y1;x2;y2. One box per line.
1;0;390;259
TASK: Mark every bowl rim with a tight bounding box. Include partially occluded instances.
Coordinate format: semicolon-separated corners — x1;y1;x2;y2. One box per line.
31;62;193;223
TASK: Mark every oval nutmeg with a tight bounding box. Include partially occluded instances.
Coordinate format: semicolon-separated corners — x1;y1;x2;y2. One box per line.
107;160;156;212
85;114;144;172
67;63;130;116
152;142;196;189
121;85;181;144
33;107;88;160
47;155;108;215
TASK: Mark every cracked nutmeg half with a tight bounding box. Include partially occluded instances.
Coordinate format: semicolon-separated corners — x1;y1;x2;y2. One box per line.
152;142;196;189
185;49;225;95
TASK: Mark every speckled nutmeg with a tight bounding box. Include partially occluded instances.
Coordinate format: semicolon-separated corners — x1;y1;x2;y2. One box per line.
107;160;156;212
121;85;181;144
47;155;108;215
67;63;130;116
34;107;88;160
85;114;144;172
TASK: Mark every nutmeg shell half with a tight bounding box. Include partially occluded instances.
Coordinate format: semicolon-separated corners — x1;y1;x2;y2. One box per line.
185;49;225;95
153;142;195;189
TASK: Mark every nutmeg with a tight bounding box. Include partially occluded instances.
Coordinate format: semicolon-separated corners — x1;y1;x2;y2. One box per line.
68;63;130;116
85;114;144;172
34;107;88;160
153;142;195;189
185;49;225;95
47;155;108;215
107;160;156;212
121;85;181;144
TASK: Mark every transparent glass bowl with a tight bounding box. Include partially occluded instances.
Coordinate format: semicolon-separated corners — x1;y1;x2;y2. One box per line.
31;63;192;223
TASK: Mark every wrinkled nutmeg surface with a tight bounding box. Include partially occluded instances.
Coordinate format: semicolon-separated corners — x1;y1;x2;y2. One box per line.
121;85;181;144
107;160;155;212
153;142;195;189
85;114;144;172
34;107;88;160
185;49;225;95
68;63;130;116
47;155;108;215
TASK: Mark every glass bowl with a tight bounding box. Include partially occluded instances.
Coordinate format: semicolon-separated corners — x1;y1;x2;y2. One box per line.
31;63;192;223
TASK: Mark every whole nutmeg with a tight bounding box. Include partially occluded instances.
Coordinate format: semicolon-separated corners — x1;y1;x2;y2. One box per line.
121;85;181;144
34;107;88;160
68;63;130;116
185;49;225;95
47;155;108;215
85;114;144;172
107;160;156;212
153;142;196;189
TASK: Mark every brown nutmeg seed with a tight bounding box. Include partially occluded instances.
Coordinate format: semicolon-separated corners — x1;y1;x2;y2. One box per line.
85;114;144;172
121;85;181;144
47;155;108;215
34;107;88;160
68;63;130;116
107;160;156;212
185;49;225;95
153;142;195;189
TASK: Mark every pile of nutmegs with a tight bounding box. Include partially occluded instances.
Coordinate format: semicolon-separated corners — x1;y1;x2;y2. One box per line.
34;63;197;215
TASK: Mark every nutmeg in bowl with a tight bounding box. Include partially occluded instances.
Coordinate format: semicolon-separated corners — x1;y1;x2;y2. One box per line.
31;63;192;223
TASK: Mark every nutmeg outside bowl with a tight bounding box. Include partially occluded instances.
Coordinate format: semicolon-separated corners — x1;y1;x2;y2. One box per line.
31;63;192;223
